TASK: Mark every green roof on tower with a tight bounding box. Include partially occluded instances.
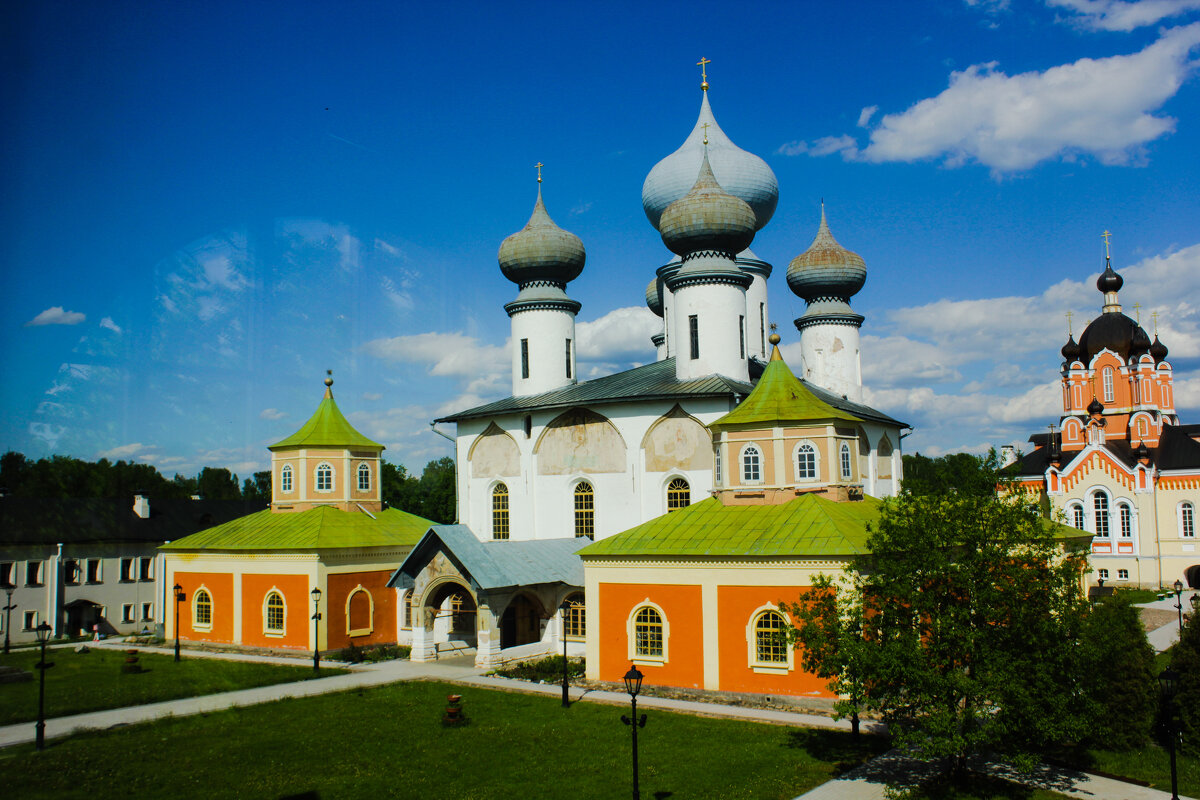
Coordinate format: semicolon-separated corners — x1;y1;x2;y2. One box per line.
268;373;384;451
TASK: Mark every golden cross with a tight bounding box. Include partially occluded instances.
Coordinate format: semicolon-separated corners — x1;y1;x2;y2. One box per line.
697;57;711;88
701;122;710;146
1152;310;1160;334
1102;230;1112;260
1133;302;1141;323
535;162;543;183
1065;311;1073;335
769;322;778;332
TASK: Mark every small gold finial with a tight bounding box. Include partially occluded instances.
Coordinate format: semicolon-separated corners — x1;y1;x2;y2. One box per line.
769;333;781;346
1133;301;1142;324
324;369;333;398
701;122;710;146
535;162;543;184
769;322;778;333
697;57;711;90
1102;230;1112;261
1065;310;1073;336
1152;310;1160;335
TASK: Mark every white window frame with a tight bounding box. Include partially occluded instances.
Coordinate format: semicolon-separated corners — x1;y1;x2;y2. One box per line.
357;463;371;492
840;443;853;481
263;589;286;637
401;590;413;630
1098;568;1110;580
746;604;794;675
714;448;722;485
1069;503;1085;530
627;601;668;665
346;585;374;637
193;587;214;631
280;464;293;493
794;441;819;482
1093;490;1111;538
1103;367;1115;403
1117;569;1130;581
1118;503;1134;539
740;443;763;484
1181;502;1196;539
491;481;510;540
665;476;690;512
314;462;334;493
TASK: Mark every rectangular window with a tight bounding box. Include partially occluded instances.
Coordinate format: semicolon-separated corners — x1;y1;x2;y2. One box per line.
142;602;154;621
25;561;43;587
87;559;101;583
739;315;745;359
565;338;572;379
120;558;135;583
759;303;766;355
139;557;153;581
402;592;413;630
64;559;80;585
1182;504;1195;538
122;604;135;624
23;610;38;630
1098;569;1109;580
0;562;12;587
1118;569;1129;580
520;339;529;379
689;315;699;360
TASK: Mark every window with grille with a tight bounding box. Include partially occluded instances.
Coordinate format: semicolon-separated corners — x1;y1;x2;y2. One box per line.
281;464;293;493
1103;367;1115;402
521;339;529;379
689;315;699;360
742;444;762;483
492;483;510;540
316;463;333;492
565;338;572;379
840;444;853;480
402;591;413;629
1119;504;1132;538
574;482;594;538
357;463;371;492
634;606;663;657
1094;492;1110;537
1071;505;1085;529
759;303;765;355
563;594;585;639
754;611;788;664
666;478;690;511
194;589;213;627
1183;502;1196;538
739;315;745;359
796;443;817;480
714;449;722;484
265;591;285;634
1098;569;1109;580
1118;569;1129;580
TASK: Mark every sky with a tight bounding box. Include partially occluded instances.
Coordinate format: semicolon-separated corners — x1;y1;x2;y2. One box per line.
4;0;1200;479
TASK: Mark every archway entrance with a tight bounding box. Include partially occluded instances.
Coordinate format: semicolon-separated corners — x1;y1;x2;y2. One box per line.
64;599;102;637
500;594;542;649
1185;565;1200;589
426;582;477;649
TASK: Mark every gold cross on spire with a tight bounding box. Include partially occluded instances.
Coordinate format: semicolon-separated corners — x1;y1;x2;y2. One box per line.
701;122;710;146
1133;301;1142;323
1152;310;1160;334
535;162;543;183
1065;311;1073;335
1102;229;1112;260
697;57;710;90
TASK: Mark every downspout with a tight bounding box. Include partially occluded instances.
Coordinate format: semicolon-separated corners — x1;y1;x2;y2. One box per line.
52;542;63;638
1154;467;1163;588
429;422;458;523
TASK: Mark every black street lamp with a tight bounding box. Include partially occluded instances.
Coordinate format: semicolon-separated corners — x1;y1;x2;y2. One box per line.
2;584;14;655
34;621;53;751
559;599;572;708
311;587;322;674
1173;579;1185;635
620;665;647;800
1159;667;1181;800
173;583;185;662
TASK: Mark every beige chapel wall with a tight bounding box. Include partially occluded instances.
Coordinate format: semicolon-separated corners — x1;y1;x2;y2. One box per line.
535;408;627;475
469;423;521;478
643;408;713;472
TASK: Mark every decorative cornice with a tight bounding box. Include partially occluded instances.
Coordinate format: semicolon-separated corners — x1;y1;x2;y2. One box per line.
794;313;864;330
681;248;737;263
665;269;752;292
504;298;582;316
518;280;568;291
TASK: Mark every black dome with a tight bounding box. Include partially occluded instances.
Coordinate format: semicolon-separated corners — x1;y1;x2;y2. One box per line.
1077;311;1152;364
1061;335;1080;361
1135;440;1150;460
1088;397;1104;415
1151;335;1169;362
1097;264;1124;293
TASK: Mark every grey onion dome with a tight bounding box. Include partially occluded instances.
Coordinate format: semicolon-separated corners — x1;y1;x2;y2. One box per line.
1061;335;1080;362
498;187;585;286
642;91;778;232
645;277;664;318
786;206;867;303
1150;335;1168;362
658;148;757;257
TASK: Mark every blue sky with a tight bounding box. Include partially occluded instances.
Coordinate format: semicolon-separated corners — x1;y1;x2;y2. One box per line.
4;0;1200;477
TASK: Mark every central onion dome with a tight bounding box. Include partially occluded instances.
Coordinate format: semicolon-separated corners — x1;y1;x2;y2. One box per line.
642;90;778;232
645;277;664;317
1075;261;1153;364
787;206;867;303
658;149;756;257
498;187;585;286
1097;263;1124;293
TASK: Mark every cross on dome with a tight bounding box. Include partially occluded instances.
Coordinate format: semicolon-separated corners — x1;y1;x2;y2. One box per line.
535;162;543;183
697;57;710;90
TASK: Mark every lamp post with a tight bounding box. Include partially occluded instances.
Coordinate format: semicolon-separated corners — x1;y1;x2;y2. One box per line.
34;621;53;751
172;583;185;662
1173;579;1185;635
559;599;572;708
620;665;647;800
2;584;14;655
311;587;322;674
1159;667;1181;800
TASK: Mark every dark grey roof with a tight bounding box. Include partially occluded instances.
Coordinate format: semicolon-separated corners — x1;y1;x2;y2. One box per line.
0;497;266;546
1017;425;1200;475
387;525;585;594
1157;425;1200;470
436;356;908;429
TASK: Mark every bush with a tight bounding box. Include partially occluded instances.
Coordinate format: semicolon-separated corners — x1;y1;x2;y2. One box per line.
1171;596;1200;755
329;643;409;663
493;655;584;682
1082;594;1157;749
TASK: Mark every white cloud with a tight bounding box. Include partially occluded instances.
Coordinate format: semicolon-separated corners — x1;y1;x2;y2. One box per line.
26;306;86;326
361;331;508;378
99;316;122;334
380;274;415;312
1047;0;1200;31
776;140;809;156
362;392;382;401
96;442;154;460
259;408;288;420
808;24;1200;173
857;105;878;128
575;306;660;362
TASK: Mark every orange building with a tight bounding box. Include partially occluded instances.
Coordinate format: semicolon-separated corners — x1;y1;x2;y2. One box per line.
162;375;432;652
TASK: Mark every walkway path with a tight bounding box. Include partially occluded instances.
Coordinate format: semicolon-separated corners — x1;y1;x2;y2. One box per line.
1138;590;1196;651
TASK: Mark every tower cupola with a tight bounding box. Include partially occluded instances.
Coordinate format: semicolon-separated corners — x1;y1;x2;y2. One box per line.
658;149;757;258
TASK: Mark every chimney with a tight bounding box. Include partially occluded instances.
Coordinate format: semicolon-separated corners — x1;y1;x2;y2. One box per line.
133;492;150;519
1000;445;1017;468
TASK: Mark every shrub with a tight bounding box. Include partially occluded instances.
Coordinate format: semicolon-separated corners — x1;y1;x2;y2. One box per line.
1082;594;1157;749
1170;596;1200;755
493;655;584;682
329;643;409;664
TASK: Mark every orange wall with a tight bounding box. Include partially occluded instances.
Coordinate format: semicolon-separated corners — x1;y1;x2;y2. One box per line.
326;570;397;650
241;573;310;649
717;586;832;698
597;583;704;690
176;572;234;644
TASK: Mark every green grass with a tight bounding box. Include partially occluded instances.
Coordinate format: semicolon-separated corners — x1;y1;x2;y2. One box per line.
0;681;889;799
1115;587;1172;604
0;647;344;725
1048;744;1200;798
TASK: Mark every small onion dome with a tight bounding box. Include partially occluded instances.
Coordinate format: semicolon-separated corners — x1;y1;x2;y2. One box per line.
1077;312;1152;364
1135;440;1150;460
1088;397;1104;415
645;277;664;318
786;206;867;303
498;187;585;286
658;149;756;257
1097;262;1124;294
1151;335;1169;361
1061;335;1081;362
642;91;778;232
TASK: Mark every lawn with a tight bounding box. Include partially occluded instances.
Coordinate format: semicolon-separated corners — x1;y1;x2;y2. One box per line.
2;680;892;800
0;647;342;725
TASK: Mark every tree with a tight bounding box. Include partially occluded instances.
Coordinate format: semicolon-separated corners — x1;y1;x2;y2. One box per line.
901;450;1003;497
1170;595;1200;756
785;490;1092;774
242;471;271;501
417;457;456;524
381;460;421;515
196;467;241;500
1079;594;1156;750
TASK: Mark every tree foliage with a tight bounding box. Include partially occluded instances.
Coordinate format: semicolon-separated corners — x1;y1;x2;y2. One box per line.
901;450;1003;497
784;491;1092;771
381;457;455;523
1080;594;1157;750
1171;595;1200;756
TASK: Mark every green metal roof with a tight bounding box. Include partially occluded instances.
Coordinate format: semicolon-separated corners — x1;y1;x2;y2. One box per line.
578;494;882;558
160;506;431;551
710;350;861;428
269;390;383;451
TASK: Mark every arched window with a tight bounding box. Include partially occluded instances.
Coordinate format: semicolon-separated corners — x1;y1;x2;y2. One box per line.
401;590;413;630
1070;504;1085;530
714;448;722;484
840;443;853;480
264;591;285;634
795;442;817;480
1182;502;1195;538
315;463;333;492
574;481;594;538
1103;367;1115;403
633;606;664;657
741;444;762;483
357;463;371;492
563;593;585;640
347;587;373;635
492;483;510;540
753;610;788;664
280;465;293;493
1093;491;1110;537
193;588;212;628
1119;503;1133;538
666;478;690;511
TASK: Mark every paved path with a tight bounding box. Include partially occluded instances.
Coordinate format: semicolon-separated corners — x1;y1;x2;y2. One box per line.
1138;591;1195;651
